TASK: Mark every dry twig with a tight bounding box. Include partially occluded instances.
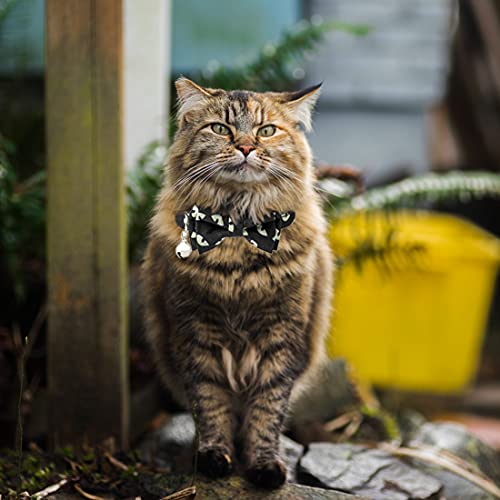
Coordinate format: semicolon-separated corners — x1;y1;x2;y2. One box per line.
324;410;359;432
323;410;363;442
160;486;197;500
342;413;363;441
74;483;107;500
32;478;69;499
24;302;47;359
104;451;129;472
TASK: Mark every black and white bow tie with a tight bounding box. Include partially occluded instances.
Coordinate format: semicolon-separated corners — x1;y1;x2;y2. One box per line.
174;205;295;259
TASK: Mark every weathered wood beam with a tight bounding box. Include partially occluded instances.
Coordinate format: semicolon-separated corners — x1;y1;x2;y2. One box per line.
46;0;128;448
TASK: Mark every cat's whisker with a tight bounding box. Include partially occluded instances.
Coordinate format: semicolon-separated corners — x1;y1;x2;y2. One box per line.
267;169;296;195
267;162;340;212
271;160;337;196
176;162;224;208
265;163;300;194
172;160;219;187
171;169;209;193
171;161;221;193
271;162;343;213
264;159;298;181
266;165;294;187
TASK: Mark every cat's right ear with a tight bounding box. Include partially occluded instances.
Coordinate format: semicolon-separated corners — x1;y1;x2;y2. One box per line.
283;83;321;132
175;77;213;124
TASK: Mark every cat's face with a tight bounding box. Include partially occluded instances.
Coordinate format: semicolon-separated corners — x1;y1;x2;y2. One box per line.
169;78;320;197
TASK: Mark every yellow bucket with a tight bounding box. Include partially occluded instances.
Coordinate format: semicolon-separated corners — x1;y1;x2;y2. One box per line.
328;211;500;393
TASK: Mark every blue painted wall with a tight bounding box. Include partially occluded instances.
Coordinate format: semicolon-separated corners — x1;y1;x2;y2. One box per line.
0;0;300;75
0;0;44;74
172;0;300;73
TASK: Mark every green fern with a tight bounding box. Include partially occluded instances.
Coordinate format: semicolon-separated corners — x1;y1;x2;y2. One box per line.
0;0;19;26
336;229;426;275
328;171;500;219
326;171;500;273
127;141;167;262
0;134;45;299
197;20;370;91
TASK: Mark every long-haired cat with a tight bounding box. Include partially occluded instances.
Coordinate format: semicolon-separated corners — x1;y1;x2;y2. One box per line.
141;77;333;488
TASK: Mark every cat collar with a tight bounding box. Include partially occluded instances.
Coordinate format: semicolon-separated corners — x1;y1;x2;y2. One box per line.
174;205;295;259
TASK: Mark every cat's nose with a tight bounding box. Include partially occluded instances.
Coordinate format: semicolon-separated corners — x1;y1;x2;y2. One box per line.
238;144;255;157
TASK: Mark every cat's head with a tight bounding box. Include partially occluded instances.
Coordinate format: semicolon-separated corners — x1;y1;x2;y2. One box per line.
167;77;320;216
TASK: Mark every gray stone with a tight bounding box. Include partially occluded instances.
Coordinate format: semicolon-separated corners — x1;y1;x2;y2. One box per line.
50;474;365;499
299;442;442;500
409;422;500;500
290;358;360;425
410;422;500;484
139;413;196;471
280;434;305;483
140;413;307;482
155;413;196;450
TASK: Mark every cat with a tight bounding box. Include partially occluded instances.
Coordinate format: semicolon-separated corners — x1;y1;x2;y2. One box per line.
141;77;333;488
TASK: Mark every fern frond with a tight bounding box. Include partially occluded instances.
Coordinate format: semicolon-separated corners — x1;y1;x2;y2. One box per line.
0;0;19;26
329;172;500;219
336;230;426;275
0;133;45;299
198;20;370;91
127;141;167;262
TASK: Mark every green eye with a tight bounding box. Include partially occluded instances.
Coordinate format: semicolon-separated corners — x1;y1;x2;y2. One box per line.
257;125;276;137
211;123;231;135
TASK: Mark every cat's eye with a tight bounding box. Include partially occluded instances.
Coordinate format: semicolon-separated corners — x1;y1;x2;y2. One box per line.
257;125;276;137
211;123;231;136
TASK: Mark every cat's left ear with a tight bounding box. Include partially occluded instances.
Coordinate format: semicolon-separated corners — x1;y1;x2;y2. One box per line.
175;77;214;123
283;83;321;132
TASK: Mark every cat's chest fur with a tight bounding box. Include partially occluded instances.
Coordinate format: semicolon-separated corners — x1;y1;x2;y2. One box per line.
176;227;314;300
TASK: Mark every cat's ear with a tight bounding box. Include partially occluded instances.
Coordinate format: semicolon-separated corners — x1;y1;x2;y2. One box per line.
175;77;213;122
283;83;321;132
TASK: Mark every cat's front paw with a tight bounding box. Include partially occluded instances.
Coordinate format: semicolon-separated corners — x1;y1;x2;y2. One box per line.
198;445;233;478
245;458;287;489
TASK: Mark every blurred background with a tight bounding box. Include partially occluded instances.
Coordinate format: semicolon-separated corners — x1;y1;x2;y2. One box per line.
1;0;500;480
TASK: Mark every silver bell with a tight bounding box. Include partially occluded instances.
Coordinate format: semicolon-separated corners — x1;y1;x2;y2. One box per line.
175;239;192;259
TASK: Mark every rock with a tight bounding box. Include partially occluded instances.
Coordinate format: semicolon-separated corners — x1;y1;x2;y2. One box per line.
398;409;428;440
134;474;366;500
280;434;305;482
154;413;196;452
140;413;307;482
410;422;500;484
50;475;365;499
290;359;360;425
299;443;442;500
140;413;196;471
408;422;500;499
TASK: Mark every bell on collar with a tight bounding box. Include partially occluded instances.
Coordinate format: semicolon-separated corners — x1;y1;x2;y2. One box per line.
176;229;192;259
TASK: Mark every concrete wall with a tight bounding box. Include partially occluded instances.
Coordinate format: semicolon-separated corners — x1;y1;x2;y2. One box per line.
305;0;453;183
124;0;171;168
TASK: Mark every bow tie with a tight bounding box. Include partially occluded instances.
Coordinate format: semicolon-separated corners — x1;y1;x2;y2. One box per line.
174;205;295;259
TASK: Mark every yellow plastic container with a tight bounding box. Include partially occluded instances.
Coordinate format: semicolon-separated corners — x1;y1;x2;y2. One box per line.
328;211;500;393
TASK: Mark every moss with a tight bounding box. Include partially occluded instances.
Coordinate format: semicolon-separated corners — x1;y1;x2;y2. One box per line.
465;438;480;457
0;445;142;496
361;404;401;442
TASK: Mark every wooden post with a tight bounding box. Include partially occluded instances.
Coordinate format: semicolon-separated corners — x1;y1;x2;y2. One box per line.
46;0;128;448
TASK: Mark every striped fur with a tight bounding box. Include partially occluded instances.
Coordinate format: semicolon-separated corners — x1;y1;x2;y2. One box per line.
141;78;333;488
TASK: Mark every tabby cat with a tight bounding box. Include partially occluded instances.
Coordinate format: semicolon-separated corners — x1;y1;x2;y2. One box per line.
141;77;333;488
